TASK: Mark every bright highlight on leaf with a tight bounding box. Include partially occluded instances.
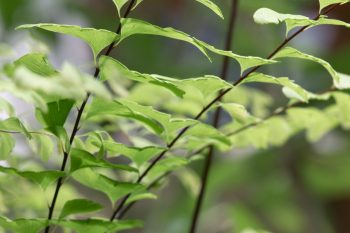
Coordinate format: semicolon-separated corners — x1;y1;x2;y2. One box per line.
16;24;118;61
253;8;350;35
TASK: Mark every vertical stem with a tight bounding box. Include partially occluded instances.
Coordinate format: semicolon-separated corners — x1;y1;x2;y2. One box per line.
188;0;239;232
43;1;137;232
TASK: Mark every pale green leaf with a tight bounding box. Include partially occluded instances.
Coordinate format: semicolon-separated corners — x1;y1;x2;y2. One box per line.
59;199;103;219
332;92;350;129
0;133;15;159
221;103;260;124
0;217;46;233
13;53;57;76
17;24;118;61
72;168;144;203
0;117;31;138
194;0;224;19
29;134;54;162
119;18;275;73
272;47;344;89
253;8;350;35
0;166;65;190
241;72;310;102
70;148;137;173
99;56;185;97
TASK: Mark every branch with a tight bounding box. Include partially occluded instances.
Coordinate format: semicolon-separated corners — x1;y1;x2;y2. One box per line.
189;0;239;232
108;3;341;221
43;1;137;232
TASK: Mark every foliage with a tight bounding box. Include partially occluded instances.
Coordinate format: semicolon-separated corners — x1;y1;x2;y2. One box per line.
0;0;350;232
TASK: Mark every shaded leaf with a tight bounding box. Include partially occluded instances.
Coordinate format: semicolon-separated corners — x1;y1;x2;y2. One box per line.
0;166;65;190
72;168;144;203
59;199;103;219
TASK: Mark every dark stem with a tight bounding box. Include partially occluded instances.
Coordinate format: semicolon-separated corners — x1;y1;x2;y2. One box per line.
109;3;341;221
43;1;137;232
189;0;239;232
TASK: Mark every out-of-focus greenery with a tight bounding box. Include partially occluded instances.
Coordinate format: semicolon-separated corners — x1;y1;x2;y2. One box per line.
1;1;350;233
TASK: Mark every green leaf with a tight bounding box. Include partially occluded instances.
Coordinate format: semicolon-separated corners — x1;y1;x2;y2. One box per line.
72;168;144;203
29;134;54;162
59;199;103;219
0;96;15;116
126;191;157;205
111;0;129;16
0;133;15;159
54;219;142;233
87;98;164;135
332;92;350;129
70;148;137;173
0;217;47;233
253;8;350;35
13;63;111;103
272;47;344;89
36;99;75;131
119;18;276;73
0;117;31;138
0;166;65;190
99;56;186;97
241;72;310;102
194;0;224;19
17;24;118;61
13;53;57;76
221;103;260;124
319;0;349;12
287;107;338;142
100;141;164;167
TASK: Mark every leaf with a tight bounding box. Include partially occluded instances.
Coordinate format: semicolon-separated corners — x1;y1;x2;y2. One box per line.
253;8;350;35
194;0;224;19
0;133;15;159
0;117;31;138
54;219;142;233
59;199;104;219
29;134;54;162
0;166;65;190
0;217;47;233
287;107;338;142
100;141;164;167
221;103;260;124
319;0;349;12
272;47;344;89
0;96;15;116
72;168;144;203
119;18;276;73
13;63;111;103
241;72;310;102
69;148;137;173
87;98;164;135
126;191;157;205
17;24;118;61
111;0;129;16
99;56;185;97
13;53;57;76
87;98;196;141
332;92;350;129
36;99;75;131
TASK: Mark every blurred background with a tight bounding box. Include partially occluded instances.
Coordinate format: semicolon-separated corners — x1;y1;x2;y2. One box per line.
1;0;350;233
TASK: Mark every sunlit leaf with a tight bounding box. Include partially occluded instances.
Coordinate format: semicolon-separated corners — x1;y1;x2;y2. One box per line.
17;24;118;61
